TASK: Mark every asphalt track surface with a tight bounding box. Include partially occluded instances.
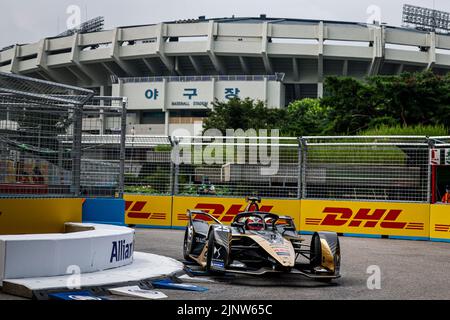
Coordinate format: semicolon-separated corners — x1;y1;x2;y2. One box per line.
1;228;450;300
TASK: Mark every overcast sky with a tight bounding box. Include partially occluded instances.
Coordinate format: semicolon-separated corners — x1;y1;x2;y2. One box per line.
1;0;450;48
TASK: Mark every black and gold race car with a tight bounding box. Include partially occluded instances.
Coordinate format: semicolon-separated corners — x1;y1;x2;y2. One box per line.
183;197;341;281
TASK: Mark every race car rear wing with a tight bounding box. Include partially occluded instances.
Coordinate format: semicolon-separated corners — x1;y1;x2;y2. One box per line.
186;209;222;225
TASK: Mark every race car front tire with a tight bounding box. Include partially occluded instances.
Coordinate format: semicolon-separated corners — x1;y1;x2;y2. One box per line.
183;226;195;262
205;231;215;272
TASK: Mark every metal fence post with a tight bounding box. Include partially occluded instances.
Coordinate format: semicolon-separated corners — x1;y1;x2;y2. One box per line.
71;105;83;197
170;137;180;195
168;136;174;195
297;137;302;199
174;140;180;196
300;137;307;199
118;97;128;198
427;137;433;204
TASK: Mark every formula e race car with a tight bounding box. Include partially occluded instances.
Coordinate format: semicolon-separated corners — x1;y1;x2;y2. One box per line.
183;197;341;281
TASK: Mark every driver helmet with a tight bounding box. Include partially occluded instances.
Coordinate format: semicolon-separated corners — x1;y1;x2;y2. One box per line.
246;216;264;231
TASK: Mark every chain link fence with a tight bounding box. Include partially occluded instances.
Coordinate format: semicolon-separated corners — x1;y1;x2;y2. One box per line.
0;72;126;198
0;72;444;203
123;135;173;195
59;97;127;197
174;136;299;198
301;136;431;203
430;136;450;202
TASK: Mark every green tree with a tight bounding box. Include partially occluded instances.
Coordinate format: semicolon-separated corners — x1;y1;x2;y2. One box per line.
368;71;450;127
322;71;450;134
282;98;331;136
202;71;450;137
202;98;286;134
321;77;380;134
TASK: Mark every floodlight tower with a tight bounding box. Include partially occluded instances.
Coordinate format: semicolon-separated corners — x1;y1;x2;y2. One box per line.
57;16;105;37
402;4;450;34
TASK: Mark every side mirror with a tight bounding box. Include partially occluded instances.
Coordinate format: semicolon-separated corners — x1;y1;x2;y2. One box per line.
231;221;246;234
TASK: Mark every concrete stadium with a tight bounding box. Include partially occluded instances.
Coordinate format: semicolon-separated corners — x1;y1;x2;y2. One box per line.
2;15;450;135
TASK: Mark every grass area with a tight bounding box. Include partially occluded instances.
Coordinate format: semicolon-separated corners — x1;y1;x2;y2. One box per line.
361;124;448;136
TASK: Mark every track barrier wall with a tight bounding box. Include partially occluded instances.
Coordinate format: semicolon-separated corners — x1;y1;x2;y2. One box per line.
83;198;125;226
430;204;450;242
0;198;83;234
0;196;448;241
299;199;430;240
124;194;172;228
171;196;301;228
105;194;448;242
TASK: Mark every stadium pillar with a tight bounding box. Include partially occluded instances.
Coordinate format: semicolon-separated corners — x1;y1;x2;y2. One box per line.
261;22;273;74
70;32;102;85
317;83;324;98
317;21;324;99
36;38;73;84
207;21;225;74
10;45;20;74
263;76;268;104
162;77;168;135
368;26;384;76
427;32;436;70
165;111;170;136
99;86;106;134
292;58;300;81
342;60;349;76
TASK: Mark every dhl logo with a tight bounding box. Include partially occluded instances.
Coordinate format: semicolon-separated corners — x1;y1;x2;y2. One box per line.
435;224;450;232
177;203;274;222
125;201;166;220
305;207;424;230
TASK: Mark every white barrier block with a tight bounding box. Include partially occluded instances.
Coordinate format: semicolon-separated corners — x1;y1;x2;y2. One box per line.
0;240;5;283
0;223;135;283
2;252;184;298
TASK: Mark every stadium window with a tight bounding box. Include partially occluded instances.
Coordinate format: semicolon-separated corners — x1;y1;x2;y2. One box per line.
170;110;208;118
142;111;165;125
271;38;318;45
436;48;450;55
324;40;371;47
385;43;421;52
177;36;208;42
0;60;11;67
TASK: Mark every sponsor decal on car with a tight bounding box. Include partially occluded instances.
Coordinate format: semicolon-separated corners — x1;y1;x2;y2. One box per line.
212;260;225;269
273;249;291;256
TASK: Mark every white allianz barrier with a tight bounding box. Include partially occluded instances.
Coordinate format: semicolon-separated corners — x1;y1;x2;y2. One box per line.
0;223;135;284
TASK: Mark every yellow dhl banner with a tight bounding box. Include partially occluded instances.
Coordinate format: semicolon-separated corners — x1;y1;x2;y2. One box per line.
0;198;82;235
172;196;301;228
124;194;172;227
430;204;450;241
300;200;429;237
